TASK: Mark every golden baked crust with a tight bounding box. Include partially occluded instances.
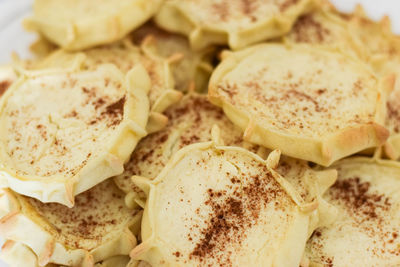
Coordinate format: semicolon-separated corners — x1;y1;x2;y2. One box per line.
0;179;142;266
306;157;400;266
26;0;163;50
209;43;392;166
154;0;314;50
113;94;262;208
130;132;337;266
0;64;150;206
131;22;215;92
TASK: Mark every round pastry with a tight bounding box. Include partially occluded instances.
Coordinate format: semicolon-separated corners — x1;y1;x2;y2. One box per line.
26;0;163;50
113;94;262;208
0;64;150;206
209;43;392;166
0;179;142;266
306;157;400;266
130;135;337;266
154;0;313;50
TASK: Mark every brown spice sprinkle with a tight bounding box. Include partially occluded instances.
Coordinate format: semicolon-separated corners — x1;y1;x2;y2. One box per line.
189;165;287;266
280;0;300;12
387;100;400;133
211;0;260;22
291;13;331;43
81;85;126;127
0;80;11;96
26;180;136;250
329;177;391;223
217;61;374;136
119;95;258;184
312;175;400;259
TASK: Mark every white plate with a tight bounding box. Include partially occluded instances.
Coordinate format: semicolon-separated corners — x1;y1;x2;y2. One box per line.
0;0;399;266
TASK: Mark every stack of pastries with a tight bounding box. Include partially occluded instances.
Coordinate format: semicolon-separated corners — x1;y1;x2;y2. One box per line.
0;0;399;266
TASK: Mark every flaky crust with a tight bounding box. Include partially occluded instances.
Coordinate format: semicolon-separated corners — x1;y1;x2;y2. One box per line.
25;0;163;50
209;44;392;166
0;64;150;206
154;0;314;50
130;129;337;266
0;180;142;266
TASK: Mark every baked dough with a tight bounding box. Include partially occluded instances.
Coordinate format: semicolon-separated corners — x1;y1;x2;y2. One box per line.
113;94;262;208
284;3;400;160
0;64;150;206
16;41;182;134
154;0;314;50
26;0;163;50
306;157;400;266
19;40;182;115
284;3;365;60
0;65;17;98
385;88;400;159
341;7;400;160
131;22;215;92
0;179;142;266
209;43;392;166
0;240;131;267
0;241;44;267
130;133;337;266
29;36;58;60
81;42;182;115
95;256;131;267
